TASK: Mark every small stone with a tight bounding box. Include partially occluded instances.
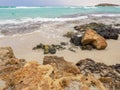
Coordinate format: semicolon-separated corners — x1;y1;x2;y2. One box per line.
49;47;56;54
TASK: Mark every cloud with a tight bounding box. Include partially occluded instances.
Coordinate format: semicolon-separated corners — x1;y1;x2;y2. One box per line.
59;0;120;6
0;0;119;6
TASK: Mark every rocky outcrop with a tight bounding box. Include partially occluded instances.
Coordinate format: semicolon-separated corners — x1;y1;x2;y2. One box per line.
81;29;107;50
5;56;106;90
1;47;119;90
76;58;120;90
0;47;26;81
43;56;80;77
0;47;15;61
0;49;107;90
74;22;120;40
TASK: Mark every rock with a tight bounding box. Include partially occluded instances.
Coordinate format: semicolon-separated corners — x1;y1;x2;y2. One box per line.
0;47;26;82
60;42;68;46
33;43;66;54
0;47;108;90
0;47;15;61
43;56;80;77
68;47;76;52
81;29;107;50
70;35;82;46
114;23;120;26
74;22;120;40
32;43;44;50
80;45;93;50
49;46;56;54
76;58;120;90
63;31;75;38
110;64;120;73
5;59;106;90
44;45;50;54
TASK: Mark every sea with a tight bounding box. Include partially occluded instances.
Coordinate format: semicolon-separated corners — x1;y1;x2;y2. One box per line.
0;6;120;37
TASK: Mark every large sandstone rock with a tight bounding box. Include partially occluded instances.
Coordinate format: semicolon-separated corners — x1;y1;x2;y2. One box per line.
6;61;106;90
81;29;107;50
0;47;15;61
0;47;26;81
43;56;80;78
0;47;106;90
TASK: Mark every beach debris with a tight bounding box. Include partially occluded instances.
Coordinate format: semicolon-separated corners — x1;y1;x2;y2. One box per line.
81;29;107;50
76;58;120;90
74;22;120;40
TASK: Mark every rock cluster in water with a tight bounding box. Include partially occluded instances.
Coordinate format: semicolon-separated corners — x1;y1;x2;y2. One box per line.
1;47;120;90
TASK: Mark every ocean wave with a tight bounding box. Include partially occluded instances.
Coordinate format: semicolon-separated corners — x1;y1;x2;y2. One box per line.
0;13;120;24
0;16;88;24
83;6;97;9
91;13;120;17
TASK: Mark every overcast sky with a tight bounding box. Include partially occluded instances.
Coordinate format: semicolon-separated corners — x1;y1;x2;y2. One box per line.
0;0;119;6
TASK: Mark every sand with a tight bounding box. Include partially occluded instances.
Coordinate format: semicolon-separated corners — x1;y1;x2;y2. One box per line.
0;28;120;65
0;17;120;65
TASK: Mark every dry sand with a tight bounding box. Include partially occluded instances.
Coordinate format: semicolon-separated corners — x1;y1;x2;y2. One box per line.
0;17;120;65
0;31;120;65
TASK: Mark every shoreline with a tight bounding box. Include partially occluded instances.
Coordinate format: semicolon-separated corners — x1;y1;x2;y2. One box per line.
0;17;120;65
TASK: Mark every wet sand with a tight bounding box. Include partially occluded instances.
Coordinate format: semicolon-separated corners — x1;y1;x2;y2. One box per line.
0;17;120;65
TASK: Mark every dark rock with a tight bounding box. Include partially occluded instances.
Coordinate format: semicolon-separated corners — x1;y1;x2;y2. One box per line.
111;64;120;73
49;47;56;54
74;22;120;40
70;35;82;46
68;48;76;52
60;42;68;46
63;31;75;38
32;43;44;50
114;23;120;26
80;45;93;50
76;58;120;90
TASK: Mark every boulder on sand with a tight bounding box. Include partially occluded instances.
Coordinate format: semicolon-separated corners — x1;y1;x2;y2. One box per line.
81;29;107;50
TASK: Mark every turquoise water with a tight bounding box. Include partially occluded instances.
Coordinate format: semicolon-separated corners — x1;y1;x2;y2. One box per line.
0;6;120;20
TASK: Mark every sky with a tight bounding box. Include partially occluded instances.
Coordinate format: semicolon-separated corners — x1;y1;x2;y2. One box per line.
0;0;119;6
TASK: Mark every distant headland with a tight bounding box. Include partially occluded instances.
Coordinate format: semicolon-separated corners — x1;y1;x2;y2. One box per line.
95;3;120;6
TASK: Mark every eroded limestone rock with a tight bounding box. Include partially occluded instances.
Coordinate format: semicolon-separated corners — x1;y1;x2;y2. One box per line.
81;29;107;50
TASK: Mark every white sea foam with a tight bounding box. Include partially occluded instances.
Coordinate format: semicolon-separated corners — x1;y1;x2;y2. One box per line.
83;6;97;9
91;14;120;17
0;16;88;25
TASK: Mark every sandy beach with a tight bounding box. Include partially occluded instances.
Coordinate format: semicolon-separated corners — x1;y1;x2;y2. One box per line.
0;17;120;65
